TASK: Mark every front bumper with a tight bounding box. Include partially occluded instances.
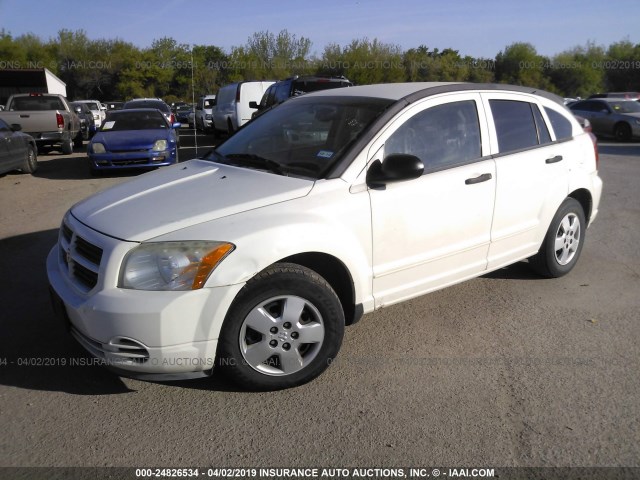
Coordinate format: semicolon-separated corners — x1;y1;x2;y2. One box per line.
46;216;244;380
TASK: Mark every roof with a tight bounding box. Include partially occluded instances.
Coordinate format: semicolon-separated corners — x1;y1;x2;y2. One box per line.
307;82;565;105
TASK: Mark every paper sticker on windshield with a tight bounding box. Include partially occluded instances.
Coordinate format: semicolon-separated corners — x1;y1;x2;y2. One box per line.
317;150;334;159
102;121;115;130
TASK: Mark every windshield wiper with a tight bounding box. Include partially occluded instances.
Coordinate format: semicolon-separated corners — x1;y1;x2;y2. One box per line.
223;153;288;175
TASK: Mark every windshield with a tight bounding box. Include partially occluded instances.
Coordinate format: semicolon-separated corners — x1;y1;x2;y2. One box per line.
609;101;640;114
100;111;168;131
209;96;392;179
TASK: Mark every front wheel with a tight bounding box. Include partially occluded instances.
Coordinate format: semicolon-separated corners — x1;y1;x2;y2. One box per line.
21;145;38;174
529;198;586;278
216;263;344;390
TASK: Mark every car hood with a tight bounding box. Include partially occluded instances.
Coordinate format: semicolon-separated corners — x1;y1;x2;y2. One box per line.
71;159;314;241
93;129;170;151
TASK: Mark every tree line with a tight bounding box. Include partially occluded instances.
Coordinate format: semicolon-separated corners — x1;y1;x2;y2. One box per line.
1;28;639;103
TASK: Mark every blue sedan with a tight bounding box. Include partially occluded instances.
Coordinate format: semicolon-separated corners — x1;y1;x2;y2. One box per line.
88;108;180;175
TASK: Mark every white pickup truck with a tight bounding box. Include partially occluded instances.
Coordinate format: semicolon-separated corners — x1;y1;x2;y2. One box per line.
0;93;81;154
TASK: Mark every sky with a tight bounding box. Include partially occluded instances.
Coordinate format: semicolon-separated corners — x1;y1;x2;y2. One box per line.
1;0;639;59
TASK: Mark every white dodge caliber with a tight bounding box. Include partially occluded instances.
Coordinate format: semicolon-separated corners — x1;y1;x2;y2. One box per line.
47;83;603;390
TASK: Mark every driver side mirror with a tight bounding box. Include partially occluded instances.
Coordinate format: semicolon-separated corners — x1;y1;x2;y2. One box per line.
366;154;424;188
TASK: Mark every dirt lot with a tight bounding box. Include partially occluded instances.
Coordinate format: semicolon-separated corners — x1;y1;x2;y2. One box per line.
0;133;638;472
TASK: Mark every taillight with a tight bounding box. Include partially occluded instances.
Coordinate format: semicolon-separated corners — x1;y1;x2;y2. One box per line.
170;113;176;124
589;132;599;170
56;112;64;129
235;85;241;102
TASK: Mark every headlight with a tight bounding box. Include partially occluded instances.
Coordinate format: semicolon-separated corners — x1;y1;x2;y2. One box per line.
152;140;168;151
120;241;234;291
92;142;106;154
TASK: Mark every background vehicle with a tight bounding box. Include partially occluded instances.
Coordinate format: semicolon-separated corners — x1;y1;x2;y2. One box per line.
71;101;96;140
588;92;640;100
569;98;640;141
48;83;602;391
123;98;179;146
104;101;124;111
175;104;193;125
251;75;352;118
0;93;81;154
87;108;180;175
194;94;216;131
74;99;106;129
0;118;38;174
213;81;274;135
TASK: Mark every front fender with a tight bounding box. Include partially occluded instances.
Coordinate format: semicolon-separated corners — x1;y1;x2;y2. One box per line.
151;180;374;312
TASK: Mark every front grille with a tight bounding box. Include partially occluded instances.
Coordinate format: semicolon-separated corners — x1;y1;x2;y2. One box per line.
75;236;103;264
110;158;152;165
58;219;103;292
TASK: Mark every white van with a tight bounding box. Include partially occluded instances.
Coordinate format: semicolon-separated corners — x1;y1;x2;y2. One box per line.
213;81;274;134
194;94;216;131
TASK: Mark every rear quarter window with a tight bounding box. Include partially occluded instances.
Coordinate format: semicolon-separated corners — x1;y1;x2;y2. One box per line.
544;108;574;140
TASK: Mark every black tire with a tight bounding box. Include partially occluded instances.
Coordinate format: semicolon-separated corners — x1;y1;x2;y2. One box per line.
21;145;38;174
529;198;586;278
73;131;84;148
216;263;345;390
61;137;73;155
614;122;632;142
227;119;235;135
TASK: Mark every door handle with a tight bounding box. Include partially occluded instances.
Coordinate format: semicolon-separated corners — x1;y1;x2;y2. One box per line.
465;173;492;185
545;155;563;164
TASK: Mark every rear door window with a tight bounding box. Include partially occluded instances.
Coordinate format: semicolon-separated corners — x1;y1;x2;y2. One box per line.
489;100;540;153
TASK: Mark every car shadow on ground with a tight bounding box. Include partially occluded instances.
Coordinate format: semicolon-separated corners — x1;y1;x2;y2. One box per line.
482;261;543;280
0;229;245;395
597;142;640;156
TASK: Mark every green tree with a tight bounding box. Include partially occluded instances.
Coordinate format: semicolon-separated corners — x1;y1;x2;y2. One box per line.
547;42;605;97
605;39;640;91
495;42;552;89
319;38;404;85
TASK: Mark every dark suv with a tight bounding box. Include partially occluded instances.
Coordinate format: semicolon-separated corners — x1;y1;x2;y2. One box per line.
250;75;352;118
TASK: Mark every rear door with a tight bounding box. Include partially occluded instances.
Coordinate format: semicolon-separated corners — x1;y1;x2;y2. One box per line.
367;93;496;307
482;93;571;269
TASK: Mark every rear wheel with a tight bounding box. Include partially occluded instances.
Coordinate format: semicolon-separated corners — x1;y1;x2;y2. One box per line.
227;118;235;135
21;145;38;174
216;263;344;390
529;198;586;278
61;137;73;155
614;122;632;142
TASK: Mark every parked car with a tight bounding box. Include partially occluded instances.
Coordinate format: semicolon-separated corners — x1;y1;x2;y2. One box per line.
86;108;180;175
71;101;96;140
175;104;194;125
0;118;38;175
569;98;640;141
104;101;124;111
0;93;82;153
213;81;274;135
588;92;640;100
123;98;179;146
48;82;602;390
194;95;216;131
251;75;352;118
74;99;106;129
